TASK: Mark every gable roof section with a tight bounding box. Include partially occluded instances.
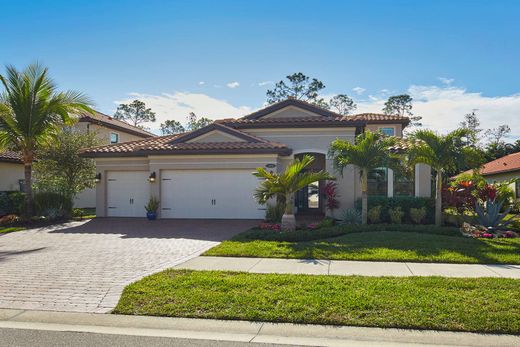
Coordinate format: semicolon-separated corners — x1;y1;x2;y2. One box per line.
219;98;410;128
463;152;520;177
0;151;23;164
169;123;263;144
80;125;291;157
79;111;155;138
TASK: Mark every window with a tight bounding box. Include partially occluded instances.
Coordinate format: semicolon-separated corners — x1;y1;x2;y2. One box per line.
379;127;395;136
110;132;119;144
368;168;388;196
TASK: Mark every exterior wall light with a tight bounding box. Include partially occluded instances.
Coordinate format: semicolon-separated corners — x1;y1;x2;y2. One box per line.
94;173;102;183
148;172;156;183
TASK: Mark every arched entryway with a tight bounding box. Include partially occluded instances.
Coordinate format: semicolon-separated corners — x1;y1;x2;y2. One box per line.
294;152;326;216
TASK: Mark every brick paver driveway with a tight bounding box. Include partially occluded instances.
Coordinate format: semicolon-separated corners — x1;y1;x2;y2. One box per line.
0;218;257;313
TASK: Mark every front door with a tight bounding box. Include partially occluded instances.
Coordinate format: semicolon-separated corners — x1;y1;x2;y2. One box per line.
296;180;321;214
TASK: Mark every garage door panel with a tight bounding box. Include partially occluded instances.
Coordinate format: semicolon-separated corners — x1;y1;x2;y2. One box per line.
107;171;150;217
161;170;264;219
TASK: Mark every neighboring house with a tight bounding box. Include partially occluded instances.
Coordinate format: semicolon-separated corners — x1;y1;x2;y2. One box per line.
82;99;431;219
463;152;520;200
0;111;154;208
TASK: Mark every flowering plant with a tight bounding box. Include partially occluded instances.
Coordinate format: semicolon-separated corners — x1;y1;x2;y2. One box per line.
259;222;281;231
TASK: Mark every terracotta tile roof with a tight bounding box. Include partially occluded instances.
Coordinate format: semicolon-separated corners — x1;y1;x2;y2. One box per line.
466;152;520;176
79;111;155;138
0;151;23;163
80;125;291;157
349;113;409;122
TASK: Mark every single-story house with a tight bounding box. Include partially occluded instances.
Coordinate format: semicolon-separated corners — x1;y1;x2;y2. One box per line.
81;99;432;219
0;111;154;208
463;152;520;199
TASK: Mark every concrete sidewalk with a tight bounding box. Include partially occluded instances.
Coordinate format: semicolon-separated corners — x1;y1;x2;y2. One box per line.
0;309;518;347
175;256;520;278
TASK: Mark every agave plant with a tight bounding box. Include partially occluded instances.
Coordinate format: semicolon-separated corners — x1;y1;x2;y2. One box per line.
475;198;512;232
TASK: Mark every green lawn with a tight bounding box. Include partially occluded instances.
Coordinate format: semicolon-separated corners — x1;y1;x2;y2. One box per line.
114;269;520;334
0;226;24;234
204;230;520;264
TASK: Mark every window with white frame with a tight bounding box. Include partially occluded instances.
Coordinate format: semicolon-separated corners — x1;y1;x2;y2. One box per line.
379;127;395;136
110;132;119;144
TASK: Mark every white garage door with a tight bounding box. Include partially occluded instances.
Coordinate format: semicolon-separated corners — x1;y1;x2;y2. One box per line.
160;169;264;219
106;171;150;217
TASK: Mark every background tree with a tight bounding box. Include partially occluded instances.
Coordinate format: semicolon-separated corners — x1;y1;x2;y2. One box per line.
485;125;511;146
253;155;333;231
33;130;99;214
114;100;156;128
186;112;212;131
266;72;326;106
459;110;482;147
329;131;398;224
407;129;480;226
383;94;422;127
329;94;357;115
160;120;185;135
0;63;93;217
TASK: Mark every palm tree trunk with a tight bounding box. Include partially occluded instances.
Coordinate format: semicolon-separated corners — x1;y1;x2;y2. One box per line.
23;156;34;219
361;170;368;224
281;193;296;231
435;170;443;226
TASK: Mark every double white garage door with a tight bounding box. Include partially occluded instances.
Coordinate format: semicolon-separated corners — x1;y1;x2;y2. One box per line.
106;170;264;219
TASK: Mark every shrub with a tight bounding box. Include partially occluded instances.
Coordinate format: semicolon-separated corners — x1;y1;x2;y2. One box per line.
341;208;361;224
317;217;335;228
265;203;284;223
322;181;340;216
0;192;25;216
355;196;435;224
367;206;382;224
232;223;461;242
34;192;72;219
145;196;160;213
410;207;427;224
389;207;404;224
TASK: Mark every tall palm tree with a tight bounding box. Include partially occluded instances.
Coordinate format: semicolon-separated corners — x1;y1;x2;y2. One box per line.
407;128;480;226
329;130;398;224
254;155;333;231
0;63;93;217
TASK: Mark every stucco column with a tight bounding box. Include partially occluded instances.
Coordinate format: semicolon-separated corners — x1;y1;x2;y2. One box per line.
95;169;107;217
415;163;432;197
387;168;394;198
149;165;161;217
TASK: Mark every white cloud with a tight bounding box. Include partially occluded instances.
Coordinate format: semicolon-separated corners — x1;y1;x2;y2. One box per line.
226;81;240;89
115;92;252;131
356;85;520;139
438;77;455;85
352;87;366;95
258;81;273;86
198;81;205;85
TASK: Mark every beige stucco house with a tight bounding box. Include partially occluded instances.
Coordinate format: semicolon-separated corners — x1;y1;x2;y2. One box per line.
82;99;431;219
0;111;154;208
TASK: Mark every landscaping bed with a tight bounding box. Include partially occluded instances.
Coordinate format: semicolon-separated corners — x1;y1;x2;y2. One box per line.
204;225;520;264
114;269;520;334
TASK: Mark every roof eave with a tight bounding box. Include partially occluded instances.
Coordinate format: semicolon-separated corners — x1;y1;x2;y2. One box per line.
79;116;154;138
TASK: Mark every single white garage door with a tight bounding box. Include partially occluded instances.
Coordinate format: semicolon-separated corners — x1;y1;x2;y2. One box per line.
160;169;264;219
106;171;150;217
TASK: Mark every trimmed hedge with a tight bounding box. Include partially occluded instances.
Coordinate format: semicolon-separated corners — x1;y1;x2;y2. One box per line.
0;191;25;216
232;223;460;242
355;196;435;224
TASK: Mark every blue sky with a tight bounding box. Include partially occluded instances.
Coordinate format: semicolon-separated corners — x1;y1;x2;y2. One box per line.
2;0;520;137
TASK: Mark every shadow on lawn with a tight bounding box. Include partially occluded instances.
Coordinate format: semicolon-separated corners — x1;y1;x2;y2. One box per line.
284;231;520;264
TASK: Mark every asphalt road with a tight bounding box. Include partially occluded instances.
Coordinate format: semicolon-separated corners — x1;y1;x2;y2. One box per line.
0;327;299;347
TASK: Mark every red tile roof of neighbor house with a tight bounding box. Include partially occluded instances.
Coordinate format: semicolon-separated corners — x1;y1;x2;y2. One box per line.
463;152;520;176
79;111;155;138
0;151;23;163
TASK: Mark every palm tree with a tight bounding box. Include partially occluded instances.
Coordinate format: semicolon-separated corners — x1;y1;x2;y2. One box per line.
407;128;480;226
253;155;333;231
329;130;398;224
0;63;93;217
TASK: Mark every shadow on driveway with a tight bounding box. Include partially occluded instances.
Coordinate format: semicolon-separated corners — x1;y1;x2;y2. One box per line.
49;218;259;241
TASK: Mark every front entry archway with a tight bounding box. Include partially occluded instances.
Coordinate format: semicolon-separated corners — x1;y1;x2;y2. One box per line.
294;153;326;216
